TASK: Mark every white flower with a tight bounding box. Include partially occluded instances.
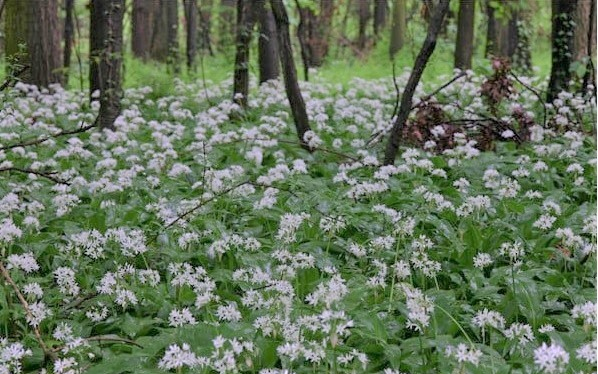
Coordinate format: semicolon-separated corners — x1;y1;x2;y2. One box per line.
571;301;596;326
216;303;242;322
576;340;597;365
303;130;322;149
503;323;534;345
533;342;569;374
168;308;197;327
0;218;22;244
473;253;493;269
445;343;483;366
472;309;505;330
158;343;200;370
6;253;39;273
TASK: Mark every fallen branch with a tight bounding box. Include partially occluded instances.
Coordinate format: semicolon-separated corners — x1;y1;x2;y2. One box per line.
0;121;96;152
0;167;71;185
0;65;30;92
0;261;57;361
148;180;252;244
413;71;467;109
383;0;450;165
509;72;547;128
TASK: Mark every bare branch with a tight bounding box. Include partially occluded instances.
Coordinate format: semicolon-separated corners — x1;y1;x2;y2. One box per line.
0;167;71;185
0;261;57;361
0;122;96;152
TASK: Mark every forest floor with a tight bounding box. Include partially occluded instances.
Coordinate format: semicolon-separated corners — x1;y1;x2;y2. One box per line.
0;68;595;373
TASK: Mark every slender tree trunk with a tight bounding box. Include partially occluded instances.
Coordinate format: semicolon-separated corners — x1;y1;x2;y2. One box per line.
454;0;474;69
270;0;313;150
357;0;371;50
5;0;62;87
184;0;198;69
573;0;592;61
90;0;124;130
513;8;532;72
198;0;214;55
218;0;236;52
29;0;62;87
485;0;495;57
258;1;280;84
233;0;259;108
132;0;155;60
5;0;31;80
547;0;577;102
383;0;450;165
150;0;179;72
389;0;406;59
296;0;334;80
582;0;596;93
374;0;388;36
63;0;74;86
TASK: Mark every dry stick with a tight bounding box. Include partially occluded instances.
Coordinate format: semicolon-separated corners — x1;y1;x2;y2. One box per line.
148;180;252;244
509;72;547;128
0;122;96;152
0;167;70;185
0;262;57;361
383;0;450;165
412;71;467;109
0;66;30;92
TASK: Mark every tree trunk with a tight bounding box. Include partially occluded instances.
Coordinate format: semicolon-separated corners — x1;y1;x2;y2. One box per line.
89;0;124;130
383;0;450;165
232;0;259;108
258;1;280;84
218;0;236;52
512;7;532;73
485;0;496;57
150;0;179;72
374;0;388;36
198;0;214;55
389;0;406;59
63;0;74;86
454;0;474;69
296;0;334;80
547;0;577;102
582;0;596;93
357;0;371;50
573;0;596;62
184;0;198;69
270;0;313;150
5;0;62;87
132;0;155;60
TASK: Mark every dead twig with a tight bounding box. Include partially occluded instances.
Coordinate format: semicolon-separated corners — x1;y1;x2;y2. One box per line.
0;167;70;185
0;122;96;152
509;72;547;128
0;261;58;361
0;65;30;92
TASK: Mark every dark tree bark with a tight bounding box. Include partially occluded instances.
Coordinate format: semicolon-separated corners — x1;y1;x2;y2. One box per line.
258;1;280;84
63;0;74;85
573;0;596;62
374;0;388;36
454;0;474;70
218;0;236;52
582;0;596;93
296;0;334;80
150;0;179;72
270;0;313;150
383;0;450;165
184;0;198;69
357;0;371;50
90;0;124;130
547;0;577;102
232;0;260;108
512;7;532;73
485;0;496;57
389;0;406;59
132;0;155;60
198;0;214;55
5;0;62;87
